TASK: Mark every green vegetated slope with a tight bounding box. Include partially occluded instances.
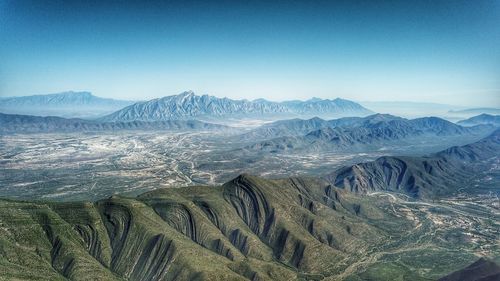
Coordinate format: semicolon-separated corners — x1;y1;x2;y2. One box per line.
1;130;498;280
0;174;494;281
0;176;363;280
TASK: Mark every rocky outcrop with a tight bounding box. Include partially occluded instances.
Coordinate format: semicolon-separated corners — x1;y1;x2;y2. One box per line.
223;175;275;238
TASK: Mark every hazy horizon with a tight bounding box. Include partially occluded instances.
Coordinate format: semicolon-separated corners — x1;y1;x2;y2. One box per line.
1;0;499;107
1;89;495;109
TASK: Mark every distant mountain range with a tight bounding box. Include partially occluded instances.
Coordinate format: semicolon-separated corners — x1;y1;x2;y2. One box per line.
100;91;373;122
243;114;461;139
359;101;461;119
280;97;373;115
0;91;135;118
242;114;494;153
325;128;500;198
458;114;500;127
0;113;227;133
449;107;500;115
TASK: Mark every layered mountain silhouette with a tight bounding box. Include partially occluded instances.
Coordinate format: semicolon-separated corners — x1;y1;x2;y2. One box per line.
0;91;134;118
458;114;500;127
325;129;500;198
0;113;227;133
244;114;473;139
449;108;500;116
100;91;373;122
244;114;493;152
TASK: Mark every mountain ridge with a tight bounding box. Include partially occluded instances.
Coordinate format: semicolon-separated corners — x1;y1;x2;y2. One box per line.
449;108;500;116
100;91;374;122
243;114;494;153
458;114;500;127
0;112;229;133
324;128;500;198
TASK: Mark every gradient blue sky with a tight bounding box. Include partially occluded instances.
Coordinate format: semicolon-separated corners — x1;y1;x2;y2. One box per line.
1;0;499;106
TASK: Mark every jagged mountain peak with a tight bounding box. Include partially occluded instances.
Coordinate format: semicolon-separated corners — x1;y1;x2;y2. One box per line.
159;90;196;101
101;91;373;122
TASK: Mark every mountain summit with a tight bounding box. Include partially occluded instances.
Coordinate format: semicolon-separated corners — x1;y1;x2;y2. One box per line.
101;91;373;122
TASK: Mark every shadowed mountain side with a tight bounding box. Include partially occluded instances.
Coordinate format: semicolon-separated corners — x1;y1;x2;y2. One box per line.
438;258;500;281
325;129;500;198
0;113;230;133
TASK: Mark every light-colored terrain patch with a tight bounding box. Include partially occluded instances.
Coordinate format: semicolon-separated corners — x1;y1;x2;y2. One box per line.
0;132;384;200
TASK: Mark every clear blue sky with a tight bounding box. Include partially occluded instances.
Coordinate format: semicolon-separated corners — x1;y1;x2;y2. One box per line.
1;0;499;106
